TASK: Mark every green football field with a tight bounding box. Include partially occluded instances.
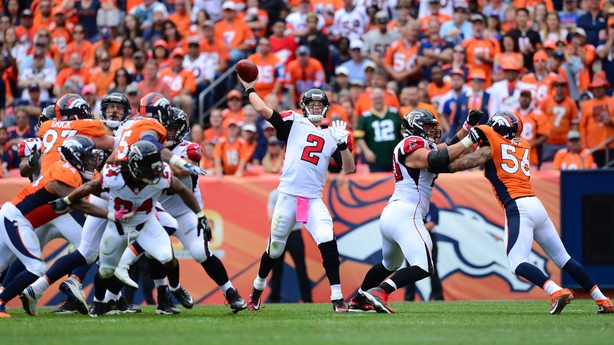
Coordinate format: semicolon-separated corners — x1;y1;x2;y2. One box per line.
2;300;613;345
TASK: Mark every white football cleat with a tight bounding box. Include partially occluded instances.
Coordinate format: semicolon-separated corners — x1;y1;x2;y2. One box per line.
115;263;139;289
19;287;39;316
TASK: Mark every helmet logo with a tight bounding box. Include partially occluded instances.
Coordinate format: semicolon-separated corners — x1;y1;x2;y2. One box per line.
130;146;144;161
492;116;512;128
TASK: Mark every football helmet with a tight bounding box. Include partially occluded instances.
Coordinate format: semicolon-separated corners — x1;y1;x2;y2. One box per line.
101;92;131;128
59;135;102;181
138;92;171;125
487;111;523;140
37;104;56;130
402;109;441;144
166;107;190;148
127;141;164;184
300;89;330;123
55;94;92;121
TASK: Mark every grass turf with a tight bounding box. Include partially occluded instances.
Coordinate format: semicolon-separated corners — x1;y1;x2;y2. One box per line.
2;300;613;344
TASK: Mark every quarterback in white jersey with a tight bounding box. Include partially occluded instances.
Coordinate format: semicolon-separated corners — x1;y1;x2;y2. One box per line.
333;0;369;41
240;74;355;312
349;108;484;313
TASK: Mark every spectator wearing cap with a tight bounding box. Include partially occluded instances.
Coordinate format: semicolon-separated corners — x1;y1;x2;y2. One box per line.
419;0;452;33
400;86;440;122
213;118;250;179
384;21;421;86
388;0;411;33
448;69;488;135
363;60;377;85
598;17;614;92
577;0;605;47
285;45;326;109
440;5;473;46
237;0;269;40
299;12;330;80
222;90;245;128
130;0;168;30
509;8;542;72
15;9;35;47
362;11;401;66
354;87;403;173
138;60;172;100
90;51;115;98
17;49;56;102
559;0;585;32
64;24;93;67
54;52;91;96
261;136;284;173
247;37;284;99
569;28;595;93
131;51;147;83
418;19;454;82
520;51;560;104
50;7;74;56
340;40;372;85
252;121;278;164
552;130;595;170
159;48;196;118
349;79;365;104
539;76;579;162
169;0;193;37
92;27;121;58
269;19;298;66
192;20;229;77
3;107;35;172
320;85;350;124
183;35;213;89
333;66;349;92
487;60;531;115
111;38;137;75
241;122;258;162
204;108;226;144
580;75;614;167
215;1;256;65
142;10;167;45
13;82;52;129
81;85;101;117
126;84;140;117
332;0;369;42
515;89;550;168
461;14;500;87
439;67;470;113
33;0;53;31
286;0;325;37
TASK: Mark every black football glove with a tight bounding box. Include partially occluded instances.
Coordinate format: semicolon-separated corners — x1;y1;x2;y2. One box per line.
49;197;71;214
468;127;483;144
27;145;40;168
197;212;212;241
467;109;484;126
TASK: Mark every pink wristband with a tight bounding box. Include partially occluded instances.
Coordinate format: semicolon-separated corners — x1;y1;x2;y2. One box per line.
463;122;473;131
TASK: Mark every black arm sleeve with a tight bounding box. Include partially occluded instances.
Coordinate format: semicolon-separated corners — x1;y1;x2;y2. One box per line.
267;110;294;143
446;134;460;146
332;148;342;166
427;148;451;168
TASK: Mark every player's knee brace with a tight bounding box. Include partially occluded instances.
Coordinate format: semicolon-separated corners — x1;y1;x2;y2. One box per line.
268;240;287;259
99;266;115;279
318;240;340;269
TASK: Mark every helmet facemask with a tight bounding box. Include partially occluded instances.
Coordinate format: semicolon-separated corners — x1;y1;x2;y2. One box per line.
102;101;129;128
128;145;163;184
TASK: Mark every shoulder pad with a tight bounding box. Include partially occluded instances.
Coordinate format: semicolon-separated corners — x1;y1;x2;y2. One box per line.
401;136;429;155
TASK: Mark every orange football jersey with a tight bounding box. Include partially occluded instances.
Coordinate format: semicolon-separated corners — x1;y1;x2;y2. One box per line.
477;125;535;208
159;68;197;97
419;13;452;32
494;52;522;69
552;148;594;170
214;20;256;49
236;9;269;38
579;97;614;150
12;161;83;228
539;95;579;145
427;81;452;106
462;37;500;86
355;90;401;117
248;52;284;97
64;41;93;66
521;72;559;103
50;24;74;54
38;119;107;173
115;119;167;161
213;136;250;175
284;58;326;97
383;39;420;76
516;108;551;165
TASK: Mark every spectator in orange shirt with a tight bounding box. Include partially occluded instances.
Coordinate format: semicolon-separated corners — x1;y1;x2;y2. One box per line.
285;45;326;109
32;0;53;32
494;33;525;69
90;51;115;98
15;9;35;48
169;0;192;38
200;141;215;172
111;38;137;74
419;0;452;32
552;129;595;170
213;118;250;179
54;52;91;96
137;60;173;100
383;21;421;86
108;67;132;95
222;90;246;127
204;108;226;144
539;76;579;161
247;37;284;98
238;0;269;39
162;20;185;52
64;24;93;67
215;1;256;64
354;68;401;116
580;77;614;167
400;86;440;121
427;66;452;110
241;122;258;162
159;48;196;117
152;39;172;70
92;27;121;60
50;7;74;55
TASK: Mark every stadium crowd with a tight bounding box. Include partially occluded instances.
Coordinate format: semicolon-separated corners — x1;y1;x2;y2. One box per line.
0;0;613;178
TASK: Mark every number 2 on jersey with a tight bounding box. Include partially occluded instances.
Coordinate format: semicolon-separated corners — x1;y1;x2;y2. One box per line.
42;129;78;154
301;134;325;165
500;144;530;176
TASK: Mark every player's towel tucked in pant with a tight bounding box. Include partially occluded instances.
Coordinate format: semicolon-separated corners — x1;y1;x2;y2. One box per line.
0;203;46;276
505;196;571;273
268;192;334;258
378;201;433;273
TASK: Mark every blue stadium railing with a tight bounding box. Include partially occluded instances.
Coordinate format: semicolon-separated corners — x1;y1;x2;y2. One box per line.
197;62;239;128
582;134;614;169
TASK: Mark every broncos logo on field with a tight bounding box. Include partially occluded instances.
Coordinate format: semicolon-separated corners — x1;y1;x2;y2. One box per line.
332;177;548;301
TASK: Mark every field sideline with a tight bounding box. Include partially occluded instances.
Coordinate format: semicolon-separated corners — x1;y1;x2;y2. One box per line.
2;300;613;344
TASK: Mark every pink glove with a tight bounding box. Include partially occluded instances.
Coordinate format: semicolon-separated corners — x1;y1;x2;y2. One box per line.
107;209;135;223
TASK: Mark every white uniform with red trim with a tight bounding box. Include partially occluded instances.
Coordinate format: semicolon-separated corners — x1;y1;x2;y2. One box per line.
379;136;436;273
97;162;175;278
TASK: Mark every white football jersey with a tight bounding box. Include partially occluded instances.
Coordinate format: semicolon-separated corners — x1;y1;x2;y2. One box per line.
183;54;214;83
278;112;348;199
390;136;437;218
158;140;203;216
333;6;369;41
285;12;325;33
101;162;173;226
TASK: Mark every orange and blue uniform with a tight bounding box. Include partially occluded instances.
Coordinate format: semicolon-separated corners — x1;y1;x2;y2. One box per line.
114;118;167;161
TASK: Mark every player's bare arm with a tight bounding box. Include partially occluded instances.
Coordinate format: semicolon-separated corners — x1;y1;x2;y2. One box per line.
19;157;37;178
406;132;480;170
45;180;108;219
339;148;356;173
448;146;493;172
92;134;115;151
63;179;105;202
167;176;202;214
238;76;274;120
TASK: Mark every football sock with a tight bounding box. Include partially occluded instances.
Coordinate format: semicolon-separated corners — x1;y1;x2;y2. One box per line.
318;240;341;285
515;262;548;288
330;284;342;301
107;275;124;295
220;281;234;295
2;259;25;287
257;252;276;280
166;260;180;289
201;255;230;286
0;271;39;303
562;259;596;292
94;273;109;301
104;291;121;303
119;246;139;267
71;263;92;283
45;251;87;283
381;266;430;294
0;267;6;284
254;276;267;290
360;263;394;291
590;286;607;301
148;258;167;281
543;280;562;295
132;242;146;255
30;277;50;299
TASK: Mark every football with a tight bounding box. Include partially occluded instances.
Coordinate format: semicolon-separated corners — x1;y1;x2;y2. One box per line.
236;59;259;83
